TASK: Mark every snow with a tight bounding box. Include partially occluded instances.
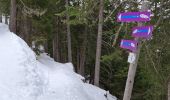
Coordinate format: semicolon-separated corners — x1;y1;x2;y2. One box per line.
0;23;43;100
0;23;117;100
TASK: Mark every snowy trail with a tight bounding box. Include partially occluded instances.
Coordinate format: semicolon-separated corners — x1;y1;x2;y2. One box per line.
0;23;117;100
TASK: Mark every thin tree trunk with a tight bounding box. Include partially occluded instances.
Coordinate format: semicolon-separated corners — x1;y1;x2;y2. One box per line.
79;46;86;76
65;0;72;62
17;10;31;46
5;15;8;25
17;8;23;37
168;79;170;100
23;14;30;45
94;0;104;86
9;0;17;33
79;27;88;76
53;17;60;62
60;24;67;63
77;48;80;72
0;13;2;23
44;41;48;53
112;23;123;46
53;35;60;61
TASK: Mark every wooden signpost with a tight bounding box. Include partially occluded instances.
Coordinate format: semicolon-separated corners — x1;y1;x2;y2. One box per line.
117;1;151;100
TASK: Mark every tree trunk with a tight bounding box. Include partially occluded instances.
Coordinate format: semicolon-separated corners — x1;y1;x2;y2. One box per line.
65;0;72;62
168;79;170;100
9;0;17;33
17;8;31;46
79;45;86;76
44;41;48;53
17;8;23;38
23;14;30;45
59;24;67;63
79;27;88;76
77;48;80;73
5;15;8;25
94;0;104;86
53;17;60;62
0;13;2;23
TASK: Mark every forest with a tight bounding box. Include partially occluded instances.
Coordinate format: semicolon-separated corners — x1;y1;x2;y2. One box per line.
0;0;170;100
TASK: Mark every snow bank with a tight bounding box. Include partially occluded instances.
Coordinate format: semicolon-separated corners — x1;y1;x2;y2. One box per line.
0;23;117;100
0;23;43;100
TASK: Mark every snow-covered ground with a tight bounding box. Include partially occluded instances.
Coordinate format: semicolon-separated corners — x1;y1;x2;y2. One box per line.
0;22;117;100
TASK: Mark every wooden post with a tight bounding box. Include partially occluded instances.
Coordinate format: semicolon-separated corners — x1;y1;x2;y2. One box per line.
123;2;149;100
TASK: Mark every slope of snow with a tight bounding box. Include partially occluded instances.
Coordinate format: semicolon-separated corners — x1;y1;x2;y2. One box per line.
0;23;44;100
0;23;117;100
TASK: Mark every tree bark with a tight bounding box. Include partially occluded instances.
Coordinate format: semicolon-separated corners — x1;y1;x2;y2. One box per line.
79;45;86;76
0;13;2;23
16;6;31;46
53;17;60;62
94;0;104;86
65;0;72;62
5;15;8;25
79;27;88;76
23;14;30;45
77;48;80;72
168;78;170;100
9;0;17;33
44;41;48;53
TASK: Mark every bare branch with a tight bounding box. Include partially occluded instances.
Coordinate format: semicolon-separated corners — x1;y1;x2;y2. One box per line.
112;23;123;46
19;0;47;17
104;0;141;22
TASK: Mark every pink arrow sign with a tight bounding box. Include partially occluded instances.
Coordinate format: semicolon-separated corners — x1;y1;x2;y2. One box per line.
132;26;153;39
117;11;151;22
120;40;138;52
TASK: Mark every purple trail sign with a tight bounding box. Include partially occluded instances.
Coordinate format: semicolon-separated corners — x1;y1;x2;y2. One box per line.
120;40;138;52
117;11;151;22
132;26;153;39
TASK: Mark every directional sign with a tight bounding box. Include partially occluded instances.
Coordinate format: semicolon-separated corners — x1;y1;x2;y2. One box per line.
120;40;138;52
132;26;153;39
117;11;151;22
